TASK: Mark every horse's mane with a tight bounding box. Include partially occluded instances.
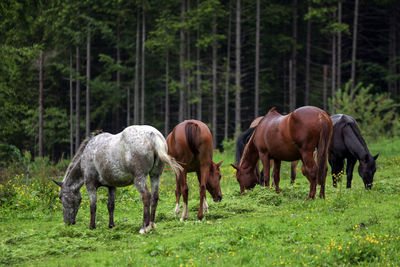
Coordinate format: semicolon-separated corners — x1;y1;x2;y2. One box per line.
63;130;103;184
268;107;278;114
345;118;370;154
239;129;257;167
235;127;257;164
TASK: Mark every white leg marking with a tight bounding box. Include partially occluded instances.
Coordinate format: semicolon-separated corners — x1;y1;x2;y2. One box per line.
151;222;157;230
203;197;209;213
174;203;180;216
180;202;188;221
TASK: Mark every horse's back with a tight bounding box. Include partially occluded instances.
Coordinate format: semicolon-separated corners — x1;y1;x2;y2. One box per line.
82;126;161;187
167;120;213;169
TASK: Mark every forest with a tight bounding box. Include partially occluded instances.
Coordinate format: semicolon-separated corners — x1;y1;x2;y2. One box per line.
1;0;399;161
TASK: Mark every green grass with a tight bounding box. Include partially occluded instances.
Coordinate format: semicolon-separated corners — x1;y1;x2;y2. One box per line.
1;139;400;266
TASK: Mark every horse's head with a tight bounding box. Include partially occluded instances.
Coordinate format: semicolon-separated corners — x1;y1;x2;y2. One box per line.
358;154;378;190
53;180;82;225
206;160;223;202
231;164;258;194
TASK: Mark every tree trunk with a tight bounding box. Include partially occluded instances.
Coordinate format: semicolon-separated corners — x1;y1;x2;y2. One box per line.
115;16;121;132
254;0;260;117
289;59;292;112
179;0;186;122
134;9;140;125
212;15;217;148
388;4;398;95
69;49;74;157
224;0;232;140
350;0;359;92
337;0;342;90
323;65;328;111
165;49;170;136
331;31;336;114
141;5;146;124
187;0;192;119
235;0;241;136
196;0;202;121
283;58;288;113
290;0;297;112
75;45;80;151
38;51;44;157
304;0;311;106
86;22;91;137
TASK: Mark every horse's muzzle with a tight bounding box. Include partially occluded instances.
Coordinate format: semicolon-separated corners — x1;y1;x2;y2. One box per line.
365;183;373;190
213;195;222;202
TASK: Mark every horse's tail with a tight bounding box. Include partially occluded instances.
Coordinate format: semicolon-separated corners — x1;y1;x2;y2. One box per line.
185;122;201;156
152;132;183;177
235;126;257;164
316;114;333;185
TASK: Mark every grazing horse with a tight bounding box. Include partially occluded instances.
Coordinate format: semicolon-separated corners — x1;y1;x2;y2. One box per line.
54;126;182;234
235;118;298;185
232;106;333;199
329;114;378;189
289;114;378;189
167;120;223;221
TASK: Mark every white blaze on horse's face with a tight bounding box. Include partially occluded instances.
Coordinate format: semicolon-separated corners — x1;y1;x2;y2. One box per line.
59;187;82;225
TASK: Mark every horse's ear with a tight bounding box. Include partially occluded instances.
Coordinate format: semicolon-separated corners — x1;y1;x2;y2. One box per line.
230;164;238;170
53;180;63;187
216;160;223;167
373;154;379;161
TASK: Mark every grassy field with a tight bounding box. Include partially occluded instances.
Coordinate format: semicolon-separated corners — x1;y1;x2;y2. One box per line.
1;138;400;266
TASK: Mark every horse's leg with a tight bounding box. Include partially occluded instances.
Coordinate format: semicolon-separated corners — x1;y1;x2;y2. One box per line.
107;186;116;228
329;155;344;188
346;157;356;189
197;165;209;221
149;166;162;230
86;183;98;230
290;161;298;184
301;151;318;200
180;170;189;221
197;170;208;213
273;159;281;194
134;176;151;234
174;172;181;216
259;152;271;187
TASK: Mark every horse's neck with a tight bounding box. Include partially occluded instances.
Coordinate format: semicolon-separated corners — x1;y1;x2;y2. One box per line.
63;158;84;191
240;137;259;170
344;123;370;161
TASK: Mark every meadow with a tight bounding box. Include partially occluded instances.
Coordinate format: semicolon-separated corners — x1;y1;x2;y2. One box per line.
1;138;400;266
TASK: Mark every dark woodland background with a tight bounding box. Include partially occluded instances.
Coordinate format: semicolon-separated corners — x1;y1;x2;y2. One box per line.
1;0;399;161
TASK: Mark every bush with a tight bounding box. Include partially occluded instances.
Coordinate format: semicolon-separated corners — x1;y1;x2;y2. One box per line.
331;82;400;139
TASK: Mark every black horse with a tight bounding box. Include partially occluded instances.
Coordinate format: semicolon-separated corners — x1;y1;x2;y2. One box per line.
329;114;378;189
235;127;257;165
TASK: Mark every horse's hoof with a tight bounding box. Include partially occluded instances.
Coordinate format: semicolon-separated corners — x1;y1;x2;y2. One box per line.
151;222;157;230
139;225;152;234
197;213;204;221
180;217;187;222
174;204;180;216
108;224;115;229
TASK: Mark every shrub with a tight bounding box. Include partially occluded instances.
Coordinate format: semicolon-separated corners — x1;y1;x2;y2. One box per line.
330;82;400;139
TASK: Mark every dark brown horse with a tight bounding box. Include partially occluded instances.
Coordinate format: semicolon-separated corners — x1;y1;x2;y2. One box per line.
167;120;223;221
232;106;333;199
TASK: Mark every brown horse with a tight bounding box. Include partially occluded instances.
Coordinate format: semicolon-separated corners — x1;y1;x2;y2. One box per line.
235;116;303;185
166;120;223;221
232;106;332;199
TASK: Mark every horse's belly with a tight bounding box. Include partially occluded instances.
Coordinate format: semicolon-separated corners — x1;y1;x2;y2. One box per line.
267;142;301;161
98;170;134;187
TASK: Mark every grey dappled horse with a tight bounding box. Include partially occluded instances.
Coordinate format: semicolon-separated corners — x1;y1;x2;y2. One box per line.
54;126;182;234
